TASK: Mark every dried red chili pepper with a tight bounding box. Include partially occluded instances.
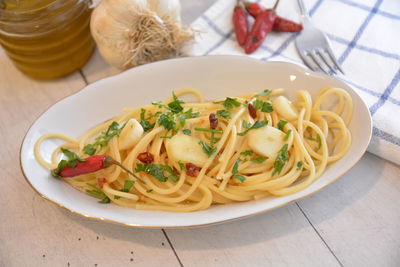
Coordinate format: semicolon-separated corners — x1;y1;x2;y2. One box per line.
53;155;146;184
245;2;303;33
273;17;303;32
209;113;218;129
244;9;277;54
248;103;257;119
233;1;248;46
185;163;201;177
137;152;154;164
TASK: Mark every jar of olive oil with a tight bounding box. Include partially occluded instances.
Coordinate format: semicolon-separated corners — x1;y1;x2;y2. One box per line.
0;0;94;79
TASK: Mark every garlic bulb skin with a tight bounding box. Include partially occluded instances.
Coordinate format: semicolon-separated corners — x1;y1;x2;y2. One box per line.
90;0;191;70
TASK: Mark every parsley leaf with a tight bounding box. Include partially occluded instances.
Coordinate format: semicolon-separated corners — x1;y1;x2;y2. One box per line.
307;135;322;150
237;120;268;136
158;113;176;131
284;129;292;141
194;128;223;133
217;97;242;109
296;161;303;171
135;163;179;182
257;89;272;97
178;161;185;171
240;150;253;157
85;183;110;204
139;108;156;132
272;144;289;176
167;93;184;113
198;141;216;157
251;157;267;163
253;99;273;113
51;159;67;178
60;148;85;168
232;159;246;182
146;189;153;193
277;120;287;131
216;109;231;120
121;180;135;193
83;121;126;155
182;129;191;135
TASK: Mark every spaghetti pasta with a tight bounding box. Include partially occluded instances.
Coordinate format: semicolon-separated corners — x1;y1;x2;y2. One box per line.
34;87;352;212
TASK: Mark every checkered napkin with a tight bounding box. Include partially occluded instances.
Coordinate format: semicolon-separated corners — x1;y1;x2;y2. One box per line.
183;0;400;165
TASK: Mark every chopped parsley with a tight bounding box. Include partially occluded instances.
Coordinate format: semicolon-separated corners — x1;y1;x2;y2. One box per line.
240;150;253;157
232;159;245;182
146;189;154;193
198;141;216;157
253;99;273;113
284;130;292;141
194;128;223;133
167;93;184;113
178;161;186;171
86;183;110;204
237;120;268;136
121;180;135;192
257;89;272;97
307;135;322;150
135;163;179;182
182;129;191;135
83;121;126;155
139;109;157;132
296;161;303;171
272;144;289;176
250;157;267;163
217;97;242;109
277;120;287;131
158;113;176;131
216;109;231;120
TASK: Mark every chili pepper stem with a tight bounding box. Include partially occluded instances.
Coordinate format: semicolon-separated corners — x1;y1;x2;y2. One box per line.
104;156;147;184
272;0;281;11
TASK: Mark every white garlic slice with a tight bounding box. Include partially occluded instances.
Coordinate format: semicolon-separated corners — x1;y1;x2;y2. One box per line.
118;119;144;150
273;96;298;121
166;134;208;167
247;126;285;160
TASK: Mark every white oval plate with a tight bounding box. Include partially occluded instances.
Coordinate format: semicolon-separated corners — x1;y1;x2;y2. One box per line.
20;56;372;228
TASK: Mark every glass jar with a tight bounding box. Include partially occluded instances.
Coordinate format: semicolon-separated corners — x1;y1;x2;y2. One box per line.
0;0;94;79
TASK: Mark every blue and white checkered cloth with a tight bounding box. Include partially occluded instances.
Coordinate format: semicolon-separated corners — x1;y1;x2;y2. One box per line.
184;0;400;165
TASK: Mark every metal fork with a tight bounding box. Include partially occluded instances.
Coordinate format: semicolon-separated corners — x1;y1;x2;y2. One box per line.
295;0;344;75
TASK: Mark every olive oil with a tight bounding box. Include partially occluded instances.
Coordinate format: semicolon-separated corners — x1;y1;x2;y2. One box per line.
0;0;94;79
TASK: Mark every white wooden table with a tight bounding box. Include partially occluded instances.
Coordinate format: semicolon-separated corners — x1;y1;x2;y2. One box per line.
1;1;400;266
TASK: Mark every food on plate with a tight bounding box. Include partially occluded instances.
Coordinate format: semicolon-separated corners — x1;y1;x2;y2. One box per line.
35;87;352;212
90;0;193;69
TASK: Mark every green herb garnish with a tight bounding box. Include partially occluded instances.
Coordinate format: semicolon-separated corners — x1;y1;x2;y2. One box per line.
296;161;303;171
253;99;273;113
158;113;176;131
83;121;126;155
272;144;289;176
277;120;287;131
194;128;223;133
284;130;292;141
257;89;272;97
139;109;157;132
216;109;231;120
237;120;268;136
51;148;85;178
182;129;191;135
251;157;267;163
240;150;253;157
307;135;322;150
198;141;217;157
146;189;154;193
217;97;242;109
121;180;135;193
86;183;110;204
232;159;245;182
135;163;179;182
178;161;185;171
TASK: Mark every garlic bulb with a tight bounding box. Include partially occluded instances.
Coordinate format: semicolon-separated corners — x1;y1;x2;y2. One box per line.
90;0;193;69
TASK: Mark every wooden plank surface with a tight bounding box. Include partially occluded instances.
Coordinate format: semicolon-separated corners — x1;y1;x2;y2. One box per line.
1;0;400;266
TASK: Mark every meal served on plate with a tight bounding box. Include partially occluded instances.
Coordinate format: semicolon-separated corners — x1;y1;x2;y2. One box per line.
34;87;352;212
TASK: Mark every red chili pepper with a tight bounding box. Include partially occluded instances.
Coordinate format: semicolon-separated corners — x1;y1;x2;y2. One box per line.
244;9;277;54
55;155;146;184
273;17;303;32
245;2;303;33
233;1;248;46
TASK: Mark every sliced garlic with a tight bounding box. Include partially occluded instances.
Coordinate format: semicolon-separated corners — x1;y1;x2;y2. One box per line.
247;126;285;159
118;119;144;150
273;96;298;121
166;134;208;167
